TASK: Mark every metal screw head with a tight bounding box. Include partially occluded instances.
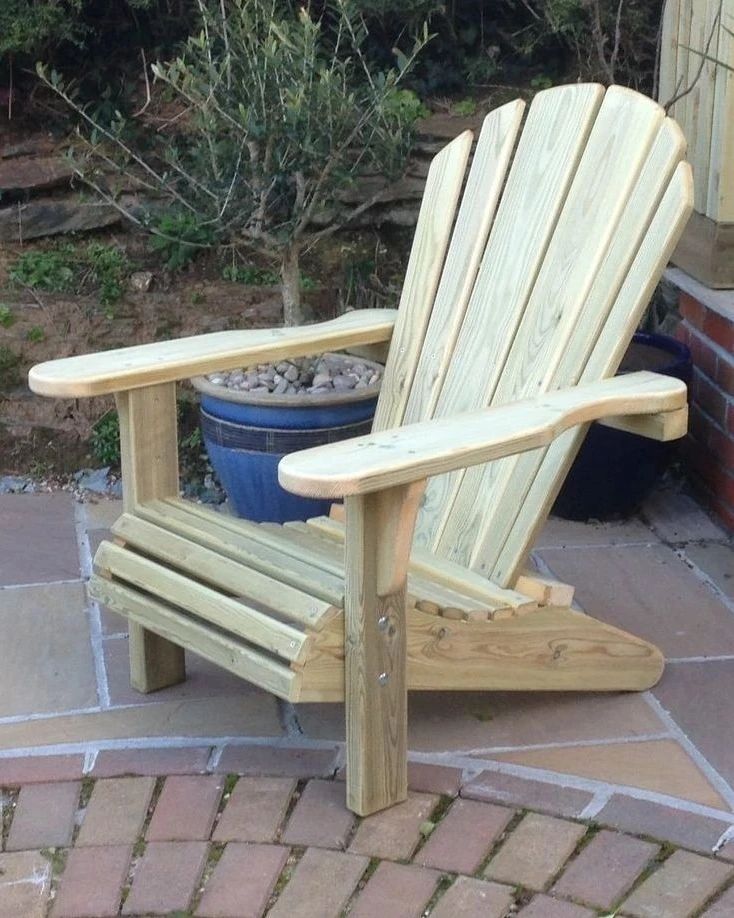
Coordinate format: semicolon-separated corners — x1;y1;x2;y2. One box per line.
378;672;389;686
377;616;389;632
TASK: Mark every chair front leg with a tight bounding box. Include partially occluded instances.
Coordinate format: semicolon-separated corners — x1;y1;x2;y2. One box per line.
343;480;426;815
116;382;186;692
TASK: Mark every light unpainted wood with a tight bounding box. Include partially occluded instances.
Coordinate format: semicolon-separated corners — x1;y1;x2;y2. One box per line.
707;0;734;221
373;131;473;431
598;405;688;441
295;604;665;701
89;576;298;700
95;541;310;663
688;0;720;212
343;483;422;815
305;514;537;614
514;571;575;607
489;161;694;585
278;520;498;616
672;209;734;287
112;513;332;629
412;83;605;549
28;309;397;397
115;382;186;692
400;101;525;427
659;0;682;106
470;119;689;582
438;87;666;567
278;371;687;498
136;499;344;608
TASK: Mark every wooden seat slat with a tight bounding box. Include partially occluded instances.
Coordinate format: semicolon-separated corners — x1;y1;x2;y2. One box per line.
136;499;345;608
89;576;298;699
95;541;311;663
112;513;333;629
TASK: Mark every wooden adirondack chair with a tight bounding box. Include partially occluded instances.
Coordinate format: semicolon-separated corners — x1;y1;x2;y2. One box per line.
30;83;693;816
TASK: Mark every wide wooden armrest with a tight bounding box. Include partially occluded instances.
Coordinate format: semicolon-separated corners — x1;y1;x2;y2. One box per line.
279;371;687;498
28;309;397;398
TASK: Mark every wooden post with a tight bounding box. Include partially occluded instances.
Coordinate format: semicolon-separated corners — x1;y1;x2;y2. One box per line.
116;382;186;692
343;480;425;815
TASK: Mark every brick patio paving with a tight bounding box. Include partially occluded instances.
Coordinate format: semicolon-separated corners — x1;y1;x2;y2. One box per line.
1;485;734;915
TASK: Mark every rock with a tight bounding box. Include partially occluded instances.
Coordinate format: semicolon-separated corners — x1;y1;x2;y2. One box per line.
130;271;154;292
284;364;299;382
273;378;289;395
0;155;73;194
74;467;111;495
312;372;331;388
333;374;356;390
0;475;33;494
0;196;124;242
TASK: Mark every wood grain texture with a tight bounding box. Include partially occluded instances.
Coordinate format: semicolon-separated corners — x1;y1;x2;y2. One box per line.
373;131;473;431
304;515;536;613
112;513;332;628
464;116;687;578
489;161;694;585
344;486;422;814
707;0;734;221
439;87;666;567
400;101;525;426
137;499;345;608
658;0;682;107
278;371;687;498
95;541;310;663
115;382;186;692
412;85;605;548
89;576;298;700
296;605;665;701
29;309;397;397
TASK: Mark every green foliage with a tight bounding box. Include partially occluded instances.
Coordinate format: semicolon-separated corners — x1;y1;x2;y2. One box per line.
84;243;130;306
26;326;45;343
148;212;218;270
0;306;15;328
383;88;429;122
452;98;477;116
90;411;121;467
0;346;21;388
10;248;76;293
222;264;280;286
0;1;84;59
9;243;130;307
43;0;430;325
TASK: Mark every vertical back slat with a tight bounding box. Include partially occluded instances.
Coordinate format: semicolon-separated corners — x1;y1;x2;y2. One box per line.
413;83;604;547
372;131;473;431
707;0;734;221
658;0;681;106
471;119;687;580
434;87;665;564
688;0;720;211
489;162;693;586
401;100;525;426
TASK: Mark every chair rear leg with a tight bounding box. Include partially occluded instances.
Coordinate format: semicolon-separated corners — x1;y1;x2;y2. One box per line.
128;623;186;693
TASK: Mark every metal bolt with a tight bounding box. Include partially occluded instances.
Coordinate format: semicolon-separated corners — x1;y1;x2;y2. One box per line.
377;616;389;632
378;672;389;686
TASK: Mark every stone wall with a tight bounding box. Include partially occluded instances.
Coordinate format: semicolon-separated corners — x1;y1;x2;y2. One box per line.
669;268;734;531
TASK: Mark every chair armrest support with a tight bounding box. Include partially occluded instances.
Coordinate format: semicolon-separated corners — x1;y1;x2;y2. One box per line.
28;309;397;398
279;371;687;498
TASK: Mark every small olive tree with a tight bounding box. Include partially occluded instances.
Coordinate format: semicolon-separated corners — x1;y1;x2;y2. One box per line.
40;0;429;325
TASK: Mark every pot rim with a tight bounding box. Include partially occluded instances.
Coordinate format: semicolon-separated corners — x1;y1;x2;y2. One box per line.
190;351;383;408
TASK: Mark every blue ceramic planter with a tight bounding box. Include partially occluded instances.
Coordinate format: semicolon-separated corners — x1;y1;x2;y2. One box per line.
553;332;692;521
192;362;380;523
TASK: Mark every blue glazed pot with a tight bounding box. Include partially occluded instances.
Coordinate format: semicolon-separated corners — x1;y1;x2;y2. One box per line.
191;356;381;522
552;332;692;521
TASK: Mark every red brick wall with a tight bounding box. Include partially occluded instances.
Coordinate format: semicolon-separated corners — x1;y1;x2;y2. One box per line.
675;291;734;532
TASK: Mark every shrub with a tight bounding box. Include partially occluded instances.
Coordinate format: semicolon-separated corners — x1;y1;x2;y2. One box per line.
9;243;130;307
40;0;430;325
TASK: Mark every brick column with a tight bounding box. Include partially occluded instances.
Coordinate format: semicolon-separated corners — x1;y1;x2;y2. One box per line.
668;268;734;531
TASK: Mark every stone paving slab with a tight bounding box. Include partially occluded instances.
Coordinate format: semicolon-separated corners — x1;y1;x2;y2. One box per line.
2;763;734;918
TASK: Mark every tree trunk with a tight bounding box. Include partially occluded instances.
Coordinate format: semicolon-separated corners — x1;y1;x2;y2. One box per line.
280;245;312;326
